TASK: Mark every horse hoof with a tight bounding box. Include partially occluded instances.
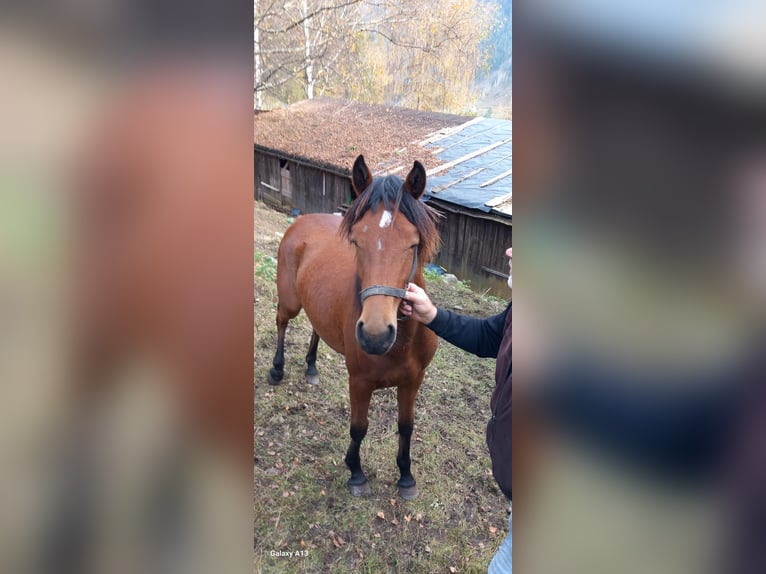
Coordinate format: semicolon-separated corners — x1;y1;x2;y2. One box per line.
306;374;320;385
348;482;372;497
398;485;419;500
267;371;283;386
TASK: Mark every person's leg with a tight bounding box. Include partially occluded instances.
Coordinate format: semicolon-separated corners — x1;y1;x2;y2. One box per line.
488;505;512;573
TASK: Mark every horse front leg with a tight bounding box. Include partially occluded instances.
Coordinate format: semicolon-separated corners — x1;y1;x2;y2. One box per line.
396;383;420;500
344;379;372;496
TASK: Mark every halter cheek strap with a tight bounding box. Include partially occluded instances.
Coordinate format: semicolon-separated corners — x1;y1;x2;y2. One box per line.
359;249;418;303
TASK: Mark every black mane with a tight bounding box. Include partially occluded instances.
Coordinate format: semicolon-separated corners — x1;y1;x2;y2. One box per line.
339;175;440;261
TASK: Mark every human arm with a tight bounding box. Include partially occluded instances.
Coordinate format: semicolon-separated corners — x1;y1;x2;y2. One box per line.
401;283;509;358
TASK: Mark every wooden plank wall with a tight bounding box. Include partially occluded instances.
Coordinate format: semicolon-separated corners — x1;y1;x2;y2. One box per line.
291;164;351;214
432;207;512;297
254;148;511;297
254;152;282;207
254;149;352;214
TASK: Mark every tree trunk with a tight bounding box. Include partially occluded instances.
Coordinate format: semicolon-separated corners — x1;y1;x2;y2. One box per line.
301;0;315;99
254;0;263;109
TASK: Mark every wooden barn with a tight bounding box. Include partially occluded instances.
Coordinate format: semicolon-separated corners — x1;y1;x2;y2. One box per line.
254;98;512;296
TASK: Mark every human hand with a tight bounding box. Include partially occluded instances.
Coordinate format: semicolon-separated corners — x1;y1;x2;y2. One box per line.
399;283;437;324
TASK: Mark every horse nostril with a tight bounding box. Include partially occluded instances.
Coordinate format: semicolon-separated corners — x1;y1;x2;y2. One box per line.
387;324;395;338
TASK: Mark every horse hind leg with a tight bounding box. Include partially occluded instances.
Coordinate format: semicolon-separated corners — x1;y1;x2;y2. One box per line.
268;248;303;385
268;303;298;385
304;329;320;385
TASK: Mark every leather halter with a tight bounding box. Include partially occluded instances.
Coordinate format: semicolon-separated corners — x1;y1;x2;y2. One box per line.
359;248;418;304
353;182;420;304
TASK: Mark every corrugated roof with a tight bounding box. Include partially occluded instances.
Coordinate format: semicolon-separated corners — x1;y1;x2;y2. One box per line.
423;117;512;219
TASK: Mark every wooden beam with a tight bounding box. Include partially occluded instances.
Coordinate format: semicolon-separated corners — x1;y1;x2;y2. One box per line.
426;137;513;176
418;117;485;146
429;167;485;194
260;181;279;192
480;168;513;188
481;266;509;279
379;165;405;176
485;192;513;207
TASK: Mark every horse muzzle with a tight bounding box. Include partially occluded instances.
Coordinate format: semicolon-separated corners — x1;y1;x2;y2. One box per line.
355;320;396;355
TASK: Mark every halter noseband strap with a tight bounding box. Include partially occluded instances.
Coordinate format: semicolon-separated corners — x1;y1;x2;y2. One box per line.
359;248;418;304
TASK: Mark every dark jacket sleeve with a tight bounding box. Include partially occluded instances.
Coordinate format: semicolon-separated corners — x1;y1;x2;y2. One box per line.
425;305;509;358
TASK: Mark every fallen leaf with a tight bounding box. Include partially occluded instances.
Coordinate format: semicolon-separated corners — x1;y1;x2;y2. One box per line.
415;513;423;522
267;451;276;456
391;518;400;526
404;514;412;523
374;533;381;538
300;539;306;548
388;498;397;506
425;545;431;553
330;532;346;548
449;568;458;573
282;491;290;498
320;489;326;496
489;525;497;534
376;511;385;520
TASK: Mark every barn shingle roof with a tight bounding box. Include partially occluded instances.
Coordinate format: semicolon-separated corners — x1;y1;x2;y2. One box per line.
253;97;468;175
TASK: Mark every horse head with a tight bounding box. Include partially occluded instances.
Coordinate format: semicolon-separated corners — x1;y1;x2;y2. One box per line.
341;155;438;355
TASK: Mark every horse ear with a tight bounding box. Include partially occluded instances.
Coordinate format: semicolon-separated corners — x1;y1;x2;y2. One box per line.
404;160;427;200
351;155;373;197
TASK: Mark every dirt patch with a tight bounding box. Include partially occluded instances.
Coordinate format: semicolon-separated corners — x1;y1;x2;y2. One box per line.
254;201;509;574
254;203;293;253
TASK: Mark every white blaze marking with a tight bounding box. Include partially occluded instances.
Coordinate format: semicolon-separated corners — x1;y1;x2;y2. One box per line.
377;239;383;251
379;210;392;228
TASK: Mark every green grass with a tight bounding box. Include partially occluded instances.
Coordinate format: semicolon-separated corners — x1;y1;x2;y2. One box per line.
254;202;509;574
422;267;444;282
255;250;278;282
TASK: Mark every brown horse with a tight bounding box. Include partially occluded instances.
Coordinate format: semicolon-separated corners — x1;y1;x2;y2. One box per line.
268;155;440;499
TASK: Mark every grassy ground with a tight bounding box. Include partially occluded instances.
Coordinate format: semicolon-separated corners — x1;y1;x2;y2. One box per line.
254;202;509;574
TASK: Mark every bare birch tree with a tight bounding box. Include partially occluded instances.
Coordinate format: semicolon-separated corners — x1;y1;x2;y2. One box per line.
255;0;497;113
